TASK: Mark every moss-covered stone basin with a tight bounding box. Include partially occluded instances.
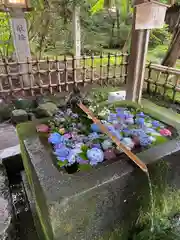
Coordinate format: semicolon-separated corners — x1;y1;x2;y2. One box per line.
17;100;180;240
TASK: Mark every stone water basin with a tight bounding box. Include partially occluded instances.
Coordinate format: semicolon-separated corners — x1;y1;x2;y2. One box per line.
17;100;180;240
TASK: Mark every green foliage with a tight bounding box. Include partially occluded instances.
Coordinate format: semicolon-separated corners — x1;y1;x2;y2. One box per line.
0;12;14;58
149;25;171;48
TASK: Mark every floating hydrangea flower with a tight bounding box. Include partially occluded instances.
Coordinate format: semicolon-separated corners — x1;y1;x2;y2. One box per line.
152;120;160;128
121;137;135;149
55;146;70;161
88;132;100;140
67;148;82;164
101;139;113;150
71;113;78;118
116;107;126;113
129;129;146;137
36;124;49;133
63;133;72;139
76;156;88;164
144;128;157;134
116;112;125;119
107;125;116;132
48;132;62;144
135;118;145;126
87;148;104;165
91;123;101;133
122;128;131;137
139;136;152;147
111;130;123;140
92;143;102;149
125;118;134;125
108;113;117;122
137;112;145;118
159;128;172;137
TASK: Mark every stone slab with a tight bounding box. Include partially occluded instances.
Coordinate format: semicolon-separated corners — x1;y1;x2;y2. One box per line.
17;100;180;240
0;124;20;161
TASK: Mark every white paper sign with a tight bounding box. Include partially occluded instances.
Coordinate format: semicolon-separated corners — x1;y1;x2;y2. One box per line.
135;2;167;30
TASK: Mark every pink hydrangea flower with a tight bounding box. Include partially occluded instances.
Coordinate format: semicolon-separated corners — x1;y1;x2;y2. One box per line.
159;128;172;137
36;124;49;133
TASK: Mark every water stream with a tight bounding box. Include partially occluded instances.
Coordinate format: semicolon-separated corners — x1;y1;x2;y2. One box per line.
146;171;155;233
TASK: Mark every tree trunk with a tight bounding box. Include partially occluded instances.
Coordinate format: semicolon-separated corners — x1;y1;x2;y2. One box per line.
162;14;180;67
116;8;120;45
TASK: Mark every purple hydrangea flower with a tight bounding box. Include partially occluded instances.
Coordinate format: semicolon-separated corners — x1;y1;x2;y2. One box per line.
116;107;126;113
67;148;82;164
116;112;125;119
55;146;70;161
139;136;152;147
137;112;145;118
152;120;160;128
111;130;123;140
108;113;117;122
135;118;145;126
76;156;89;164
88;132;100;140
107;125;116;132
144;128;157;134
48;132;62;144
129;129;147;138
122;128;131;137
92;143;102;149
87;148;104;165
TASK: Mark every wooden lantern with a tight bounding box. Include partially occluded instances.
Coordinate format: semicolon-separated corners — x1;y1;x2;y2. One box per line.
0;0;31;10
135;0;169;30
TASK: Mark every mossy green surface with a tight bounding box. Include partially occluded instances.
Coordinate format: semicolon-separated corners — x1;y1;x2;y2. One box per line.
16;119;52;240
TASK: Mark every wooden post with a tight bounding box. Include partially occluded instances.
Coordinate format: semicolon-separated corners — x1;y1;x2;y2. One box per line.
126;0;169;103
126;6;147;102
10;8;31;87
72;5;81;66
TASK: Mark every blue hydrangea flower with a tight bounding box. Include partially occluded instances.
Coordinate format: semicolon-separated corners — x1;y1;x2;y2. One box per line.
152;120;160;128
107;125;116;132
108;113;117;122
71;113;78;118
125;118;134;125
129;129;146;137
92;143;102;149
91;123;101;133
135;118;145;126
116;107;126;113
87;148;104;165
67;148;82;164
144;128;157;134
55;146;70;161
88;132;100;140
76;156;88;164
122;128;131;137
111;130;123;140
139;136;152;147
116;112;125;119
48;132;62;144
